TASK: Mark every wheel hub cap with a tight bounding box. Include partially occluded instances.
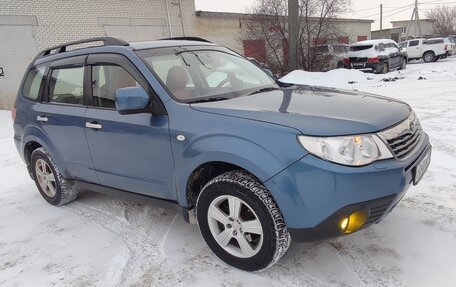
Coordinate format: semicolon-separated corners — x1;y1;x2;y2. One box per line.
35;159;56;198
207;195;264;258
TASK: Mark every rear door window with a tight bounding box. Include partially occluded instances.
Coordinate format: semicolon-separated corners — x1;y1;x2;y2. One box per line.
49;67;84;105
409;40;420;47
22;66;46;101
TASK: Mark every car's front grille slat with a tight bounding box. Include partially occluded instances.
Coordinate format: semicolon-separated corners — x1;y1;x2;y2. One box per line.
381;113;423;160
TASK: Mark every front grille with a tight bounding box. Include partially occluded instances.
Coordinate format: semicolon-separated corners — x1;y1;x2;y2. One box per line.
380;112;423;159
386;124;422;159
365;201;393;225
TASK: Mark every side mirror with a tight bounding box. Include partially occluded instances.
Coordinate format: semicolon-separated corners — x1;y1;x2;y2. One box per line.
263;68;275;78
115;87;150;115
399;46;403;51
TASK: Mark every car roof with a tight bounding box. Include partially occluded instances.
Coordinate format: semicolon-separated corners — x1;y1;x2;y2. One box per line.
32;37;218;65
351;39;397;46
130;40;217;50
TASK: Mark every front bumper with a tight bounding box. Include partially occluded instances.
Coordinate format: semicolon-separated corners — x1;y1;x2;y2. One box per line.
264;133;431;242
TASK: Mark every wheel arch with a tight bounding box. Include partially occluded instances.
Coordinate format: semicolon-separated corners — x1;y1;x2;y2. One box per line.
22;126;70;178
422;50;435;58
185;160;267;211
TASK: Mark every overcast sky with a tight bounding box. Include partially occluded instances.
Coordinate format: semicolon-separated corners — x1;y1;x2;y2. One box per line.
194;0;456;30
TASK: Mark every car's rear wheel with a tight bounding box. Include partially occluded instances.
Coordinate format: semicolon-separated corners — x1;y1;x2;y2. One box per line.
196;170;290;271
31;147;78;206
375;62;389;74
399;58;407;70
423;51;435;62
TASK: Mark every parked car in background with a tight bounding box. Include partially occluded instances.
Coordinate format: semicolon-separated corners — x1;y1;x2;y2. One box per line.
399;38;447;62
344;39;407;74
442;37;456;56
311;43;349;71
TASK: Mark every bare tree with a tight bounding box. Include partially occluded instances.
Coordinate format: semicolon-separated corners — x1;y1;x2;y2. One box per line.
240;0;351;75
426;6;456;36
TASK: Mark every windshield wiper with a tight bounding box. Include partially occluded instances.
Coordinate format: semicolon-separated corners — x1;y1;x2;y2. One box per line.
247;86;280;96
189;97;231;104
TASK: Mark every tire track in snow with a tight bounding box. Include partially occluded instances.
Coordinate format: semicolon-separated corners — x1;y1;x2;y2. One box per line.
329;239;404;287
64;198;176;286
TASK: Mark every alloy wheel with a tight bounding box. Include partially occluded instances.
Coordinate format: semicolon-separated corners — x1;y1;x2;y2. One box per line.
207;195;264;258
35;159;56;197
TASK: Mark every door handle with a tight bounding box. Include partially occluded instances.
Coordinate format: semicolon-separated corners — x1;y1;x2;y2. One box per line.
37;115;48;122
85;121;102;129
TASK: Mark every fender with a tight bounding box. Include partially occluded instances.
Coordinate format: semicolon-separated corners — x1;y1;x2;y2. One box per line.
21;124;70;179
173;132;307;208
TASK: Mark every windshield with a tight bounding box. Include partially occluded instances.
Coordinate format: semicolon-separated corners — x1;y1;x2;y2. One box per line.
333;45;348;54
136;47;277;102
312;46;329;53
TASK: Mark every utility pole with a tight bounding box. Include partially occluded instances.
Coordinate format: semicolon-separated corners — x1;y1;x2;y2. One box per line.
288;0;299;71
165;0;173;37
178;0;186;36
414;0;422;38
380;4;383;33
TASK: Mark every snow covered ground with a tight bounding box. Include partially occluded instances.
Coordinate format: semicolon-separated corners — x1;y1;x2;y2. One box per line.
1;58;456;287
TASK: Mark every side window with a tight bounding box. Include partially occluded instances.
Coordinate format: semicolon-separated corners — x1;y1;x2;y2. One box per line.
49;67;84;105
378;43;385;52
399;42;407;48
409;40;419;47
22;66;46;100
92;65;139;108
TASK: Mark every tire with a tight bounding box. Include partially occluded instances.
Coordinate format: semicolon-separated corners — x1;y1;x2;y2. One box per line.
196;170;290;271
31;147;78;206
423;51;435;62
375;62;388;74
398;58;407;70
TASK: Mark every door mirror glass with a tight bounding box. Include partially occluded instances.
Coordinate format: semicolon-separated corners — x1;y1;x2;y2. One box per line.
115;87;150;114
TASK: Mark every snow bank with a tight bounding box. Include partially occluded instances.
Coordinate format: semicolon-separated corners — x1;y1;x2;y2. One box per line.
279;68;369;89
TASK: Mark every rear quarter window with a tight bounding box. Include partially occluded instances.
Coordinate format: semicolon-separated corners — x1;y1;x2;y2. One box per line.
424;39;444;45
22;66;46;101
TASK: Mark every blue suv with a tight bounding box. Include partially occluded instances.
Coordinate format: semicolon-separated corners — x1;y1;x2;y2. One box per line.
13;37;431;271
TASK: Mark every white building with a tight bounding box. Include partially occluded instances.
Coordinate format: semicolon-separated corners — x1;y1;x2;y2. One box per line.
0;0;196;109
390;19;437;40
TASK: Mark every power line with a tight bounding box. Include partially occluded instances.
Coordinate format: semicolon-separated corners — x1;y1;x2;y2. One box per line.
357;5;413;19
354;2;417;19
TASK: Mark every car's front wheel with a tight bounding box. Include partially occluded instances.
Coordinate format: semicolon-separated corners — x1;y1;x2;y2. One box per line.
196;170;290;271
31;147;78;206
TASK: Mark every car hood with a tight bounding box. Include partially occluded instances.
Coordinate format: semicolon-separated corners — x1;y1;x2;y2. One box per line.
190;86;411;136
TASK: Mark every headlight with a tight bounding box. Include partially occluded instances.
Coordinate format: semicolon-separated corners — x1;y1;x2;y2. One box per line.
298;134;393;166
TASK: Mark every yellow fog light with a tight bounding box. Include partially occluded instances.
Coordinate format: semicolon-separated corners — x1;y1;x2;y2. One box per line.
339;210;368;234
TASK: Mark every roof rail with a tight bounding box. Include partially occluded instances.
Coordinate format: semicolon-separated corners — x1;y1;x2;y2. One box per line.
161;37;212;43
36;37;129;59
